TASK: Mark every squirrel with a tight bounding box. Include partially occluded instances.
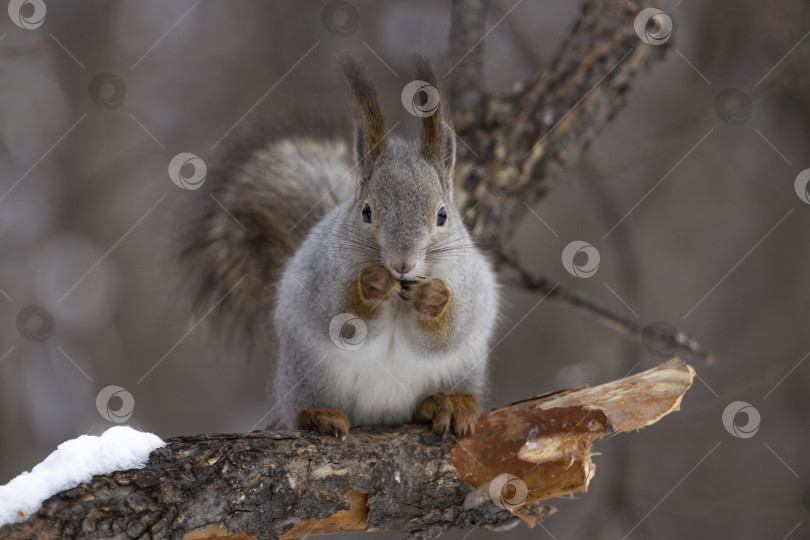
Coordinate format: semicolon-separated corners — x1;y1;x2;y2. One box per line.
178;53;500;439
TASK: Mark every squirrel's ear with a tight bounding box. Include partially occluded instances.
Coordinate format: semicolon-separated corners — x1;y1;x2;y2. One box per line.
412;52;455;191
338;54;388;185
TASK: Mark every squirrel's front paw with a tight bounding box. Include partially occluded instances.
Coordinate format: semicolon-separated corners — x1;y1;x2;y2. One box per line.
413;390;479;438
400;277;451;318
359;264;400;301
294;408;351;439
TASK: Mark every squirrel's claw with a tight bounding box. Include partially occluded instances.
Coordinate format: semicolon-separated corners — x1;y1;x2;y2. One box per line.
294;408;351;440
413;390;479;439
398;279;416;300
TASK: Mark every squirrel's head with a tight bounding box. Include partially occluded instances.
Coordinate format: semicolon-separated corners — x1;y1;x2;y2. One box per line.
339;53;460;280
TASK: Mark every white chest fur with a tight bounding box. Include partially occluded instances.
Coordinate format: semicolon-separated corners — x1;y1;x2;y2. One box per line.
323;305;458;426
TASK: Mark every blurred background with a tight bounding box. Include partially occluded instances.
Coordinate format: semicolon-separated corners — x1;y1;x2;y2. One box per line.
1;1;809;539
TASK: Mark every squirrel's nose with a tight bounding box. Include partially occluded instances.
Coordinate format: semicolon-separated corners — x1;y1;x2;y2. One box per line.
392;260;415;275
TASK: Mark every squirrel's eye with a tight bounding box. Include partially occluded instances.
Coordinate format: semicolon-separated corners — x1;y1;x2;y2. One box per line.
437;207;447;226
362;203;372;223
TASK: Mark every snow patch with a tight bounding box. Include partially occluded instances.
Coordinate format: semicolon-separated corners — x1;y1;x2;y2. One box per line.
0;426;164;526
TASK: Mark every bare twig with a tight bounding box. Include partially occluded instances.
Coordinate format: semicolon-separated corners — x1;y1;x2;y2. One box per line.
503;254;717;365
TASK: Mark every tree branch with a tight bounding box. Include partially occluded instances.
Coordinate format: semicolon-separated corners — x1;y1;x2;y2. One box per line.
454;0;667;241
446;0;488;112
446;0;708;362
2;358;694;539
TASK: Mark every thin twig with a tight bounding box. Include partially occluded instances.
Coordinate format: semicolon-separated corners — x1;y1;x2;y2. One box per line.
502;254;717;365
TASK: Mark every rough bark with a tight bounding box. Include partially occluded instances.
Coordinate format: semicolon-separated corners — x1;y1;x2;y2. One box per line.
1;358;694;539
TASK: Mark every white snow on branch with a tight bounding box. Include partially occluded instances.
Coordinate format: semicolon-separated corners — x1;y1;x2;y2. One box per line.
0;426;164;526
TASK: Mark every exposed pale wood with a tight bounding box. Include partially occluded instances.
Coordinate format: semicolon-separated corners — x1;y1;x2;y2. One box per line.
535;357;696;431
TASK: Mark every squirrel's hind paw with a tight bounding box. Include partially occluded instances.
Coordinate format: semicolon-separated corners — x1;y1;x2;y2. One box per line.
295;408;351;439
413;390;479;438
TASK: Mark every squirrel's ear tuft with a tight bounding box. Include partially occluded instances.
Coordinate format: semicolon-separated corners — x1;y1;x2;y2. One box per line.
412;52;455;191
337;54;388;184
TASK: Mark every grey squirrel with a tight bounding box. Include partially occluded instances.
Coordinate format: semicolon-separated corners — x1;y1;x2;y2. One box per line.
179;53;500;438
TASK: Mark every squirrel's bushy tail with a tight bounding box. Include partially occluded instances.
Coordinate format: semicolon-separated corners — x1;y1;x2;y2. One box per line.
176;117;354;344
